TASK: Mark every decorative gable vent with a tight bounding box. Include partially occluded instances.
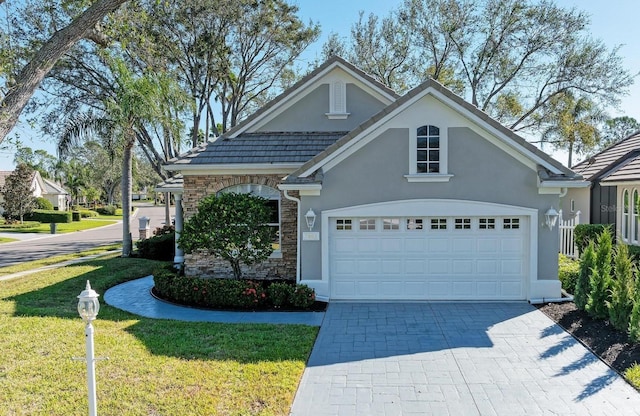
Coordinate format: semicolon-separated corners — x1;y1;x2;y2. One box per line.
326;80;350;119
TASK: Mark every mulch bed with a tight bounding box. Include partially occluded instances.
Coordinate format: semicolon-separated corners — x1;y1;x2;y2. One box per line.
536;301;640;375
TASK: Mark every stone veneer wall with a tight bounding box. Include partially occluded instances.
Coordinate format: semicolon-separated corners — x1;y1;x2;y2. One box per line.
182;174;298;280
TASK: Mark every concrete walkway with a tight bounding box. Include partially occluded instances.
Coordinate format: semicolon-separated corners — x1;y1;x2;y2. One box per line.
104;276;325;326
290;302;640;416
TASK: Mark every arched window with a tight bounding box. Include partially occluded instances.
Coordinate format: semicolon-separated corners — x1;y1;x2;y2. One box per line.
416;125;440;173
217;184;281;251
623;189;630;242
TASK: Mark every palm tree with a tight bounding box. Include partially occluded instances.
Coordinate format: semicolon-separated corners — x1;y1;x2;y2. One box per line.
59;59;185;256
541;92;604;168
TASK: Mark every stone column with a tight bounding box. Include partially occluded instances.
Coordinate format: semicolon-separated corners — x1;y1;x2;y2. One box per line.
173;192;184;266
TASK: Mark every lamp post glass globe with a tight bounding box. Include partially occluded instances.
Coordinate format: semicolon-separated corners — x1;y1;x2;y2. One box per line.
77;280;100;322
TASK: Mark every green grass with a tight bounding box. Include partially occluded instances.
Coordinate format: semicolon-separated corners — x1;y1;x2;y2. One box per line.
0;219;118;234
0;245;122;276
0;237;18;244
0;257;318;415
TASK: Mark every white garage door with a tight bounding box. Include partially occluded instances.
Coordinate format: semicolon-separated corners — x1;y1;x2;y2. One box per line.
329;216;528;300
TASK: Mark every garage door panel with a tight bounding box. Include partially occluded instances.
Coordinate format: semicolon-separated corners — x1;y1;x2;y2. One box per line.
452;260;474;274
405;259;426;274
357;239;378;252
357;260;379;274
335;259;356;274
382;260;402;274
330;215;528;300
428;239;449;252
428;281;451;296
334;238;356;253
428;259;449;274
478;239;499;253
452;238;474;253
502;260;522;274
405;238;425;251
477;260;498;274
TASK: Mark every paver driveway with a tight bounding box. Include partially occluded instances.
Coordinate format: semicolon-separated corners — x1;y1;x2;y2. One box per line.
290;303;640;415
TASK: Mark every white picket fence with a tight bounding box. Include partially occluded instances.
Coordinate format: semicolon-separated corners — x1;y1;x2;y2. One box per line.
559;210;580;259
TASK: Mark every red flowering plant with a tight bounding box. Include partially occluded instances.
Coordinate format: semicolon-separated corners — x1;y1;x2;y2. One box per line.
237;280;267;309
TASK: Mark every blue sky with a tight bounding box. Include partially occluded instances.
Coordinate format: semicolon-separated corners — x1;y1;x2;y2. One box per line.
1;0;638;170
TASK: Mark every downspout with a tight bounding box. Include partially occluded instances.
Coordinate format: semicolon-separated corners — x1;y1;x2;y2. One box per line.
559;187;568;198
529;289;574;305
283;190;301;283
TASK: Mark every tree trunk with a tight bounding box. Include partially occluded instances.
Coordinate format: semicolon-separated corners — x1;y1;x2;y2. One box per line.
121;136;134;257
231;259;242;280
0;0;128;143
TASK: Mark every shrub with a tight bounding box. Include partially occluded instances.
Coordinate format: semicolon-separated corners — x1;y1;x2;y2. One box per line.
608;244;636;332
152;266;316;310
290;285;316;309
586;228;613;319
574;224;611;255
575;242;596;310
25;210;72;224
628;245;640;263
136;231;175;261
558;254;579;294
178;192;274;279
267;282;294;308
35;197;53;210
79;210;99;218
630;277;640;342
96;205;117;215
72;211;81;221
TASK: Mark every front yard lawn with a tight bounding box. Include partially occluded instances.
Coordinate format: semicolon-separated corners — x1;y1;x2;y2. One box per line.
0;237;18;243
0;256;318;415
0;219;118;234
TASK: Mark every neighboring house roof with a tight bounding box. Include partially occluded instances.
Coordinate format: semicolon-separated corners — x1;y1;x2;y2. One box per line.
42;178;68;195
0;171;11;188
572;131;640;182
168;132;347;168
285;78;580;184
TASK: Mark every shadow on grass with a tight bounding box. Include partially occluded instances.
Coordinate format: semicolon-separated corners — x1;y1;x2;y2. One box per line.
3;256;317;363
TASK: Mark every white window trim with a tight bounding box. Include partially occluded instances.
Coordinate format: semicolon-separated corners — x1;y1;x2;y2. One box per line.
407;124;450;181
623;188;630;242
326;80;350;119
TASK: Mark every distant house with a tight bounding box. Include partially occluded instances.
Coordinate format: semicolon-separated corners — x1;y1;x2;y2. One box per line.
566;131;640;244
0;170;69;213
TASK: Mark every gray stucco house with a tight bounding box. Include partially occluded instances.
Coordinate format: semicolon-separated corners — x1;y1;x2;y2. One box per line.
163;56;586;302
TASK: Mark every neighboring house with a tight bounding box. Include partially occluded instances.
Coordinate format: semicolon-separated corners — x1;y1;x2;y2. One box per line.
0;170;69;213
567;131;640;245
162;56;587;302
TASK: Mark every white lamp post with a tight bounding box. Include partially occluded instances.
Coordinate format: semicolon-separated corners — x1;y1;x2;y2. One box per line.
77;280;100;416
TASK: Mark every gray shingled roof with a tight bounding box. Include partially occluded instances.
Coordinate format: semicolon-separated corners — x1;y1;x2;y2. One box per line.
572;131;640;181
601;154;640;182
42;178;68;195
168;132;347;166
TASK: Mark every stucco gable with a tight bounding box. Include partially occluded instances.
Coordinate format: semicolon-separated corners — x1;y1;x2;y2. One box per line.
286;78;581;186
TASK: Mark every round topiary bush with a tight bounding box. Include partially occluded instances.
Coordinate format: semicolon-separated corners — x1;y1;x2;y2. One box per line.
35;197;53;210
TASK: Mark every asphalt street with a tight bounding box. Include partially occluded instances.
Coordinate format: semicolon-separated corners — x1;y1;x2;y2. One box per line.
0;204;174;268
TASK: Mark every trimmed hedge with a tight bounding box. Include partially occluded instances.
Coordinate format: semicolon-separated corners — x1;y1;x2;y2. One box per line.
136;232;175;261
72;211;81;221
25;210;72;224
574;224;612;254
79;210;99;218
558;254;580;294
152;265;316;310
96;205;117;215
